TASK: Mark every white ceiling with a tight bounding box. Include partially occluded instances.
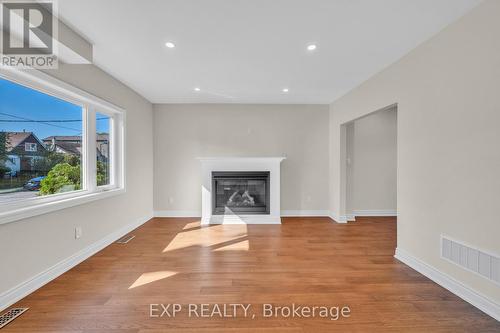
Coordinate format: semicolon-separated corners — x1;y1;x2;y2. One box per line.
58;0;481;104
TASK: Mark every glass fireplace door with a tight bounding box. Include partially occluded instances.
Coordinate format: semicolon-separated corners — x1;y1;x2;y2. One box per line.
212;172;270;215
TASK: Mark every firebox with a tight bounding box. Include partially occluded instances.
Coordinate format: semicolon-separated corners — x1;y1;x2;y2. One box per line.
212;171;270;215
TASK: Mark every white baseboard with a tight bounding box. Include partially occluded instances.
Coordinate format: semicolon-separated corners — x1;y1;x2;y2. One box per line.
155;210;332;218
395;247;500;321
280;210;330;217
328;211;348;224
352;209;397;217
327;210;397;223
0;213;154;312
154;210;201;217
154;210;394;222
202;215;281;225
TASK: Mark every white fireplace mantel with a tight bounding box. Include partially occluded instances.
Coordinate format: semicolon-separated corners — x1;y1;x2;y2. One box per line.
198;157;286;224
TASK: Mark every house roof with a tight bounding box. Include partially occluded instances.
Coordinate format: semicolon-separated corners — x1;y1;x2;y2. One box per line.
55;142;82;155
2;131;46;152
97;134;109;141
4;132;31;151
43;135;81;142
43;134;109;142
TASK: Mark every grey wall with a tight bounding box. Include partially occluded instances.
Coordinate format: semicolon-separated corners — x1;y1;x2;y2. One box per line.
329;0;500;303
346;107;397;214
0;63;154;296
153;104;330;214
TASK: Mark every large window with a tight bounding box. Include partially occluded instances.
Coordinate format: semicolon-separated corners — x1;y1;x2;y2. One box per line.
0;68;124;224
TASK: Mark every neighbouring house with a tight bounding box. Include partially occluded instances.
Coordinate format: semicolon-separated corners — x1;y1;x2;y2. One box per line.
42;134;109;162
2;131;48;174
42;136;82;156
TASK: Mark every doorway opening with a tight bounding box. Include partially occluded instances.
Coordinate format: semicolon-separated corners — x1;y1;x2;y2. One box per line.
342;105;397;221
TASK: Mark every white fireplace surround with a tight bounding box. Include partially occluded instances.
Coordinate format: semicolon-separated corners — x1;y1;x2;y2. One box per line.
198;157;286;224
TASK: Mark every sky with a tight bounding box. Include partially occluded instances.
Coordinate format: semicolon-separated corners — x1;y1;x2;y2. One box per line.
0;78;109;140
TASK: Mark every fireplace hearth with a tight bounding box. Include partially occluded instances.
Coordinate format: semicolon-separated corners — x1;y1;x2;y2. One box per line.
212;171;270;215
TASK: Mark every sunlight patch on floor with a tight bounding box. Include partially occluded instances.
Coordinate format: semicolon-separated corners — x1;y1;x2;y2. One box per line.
163;224;248;252
213;238;249;252
128;271;177;289
182;221;201;230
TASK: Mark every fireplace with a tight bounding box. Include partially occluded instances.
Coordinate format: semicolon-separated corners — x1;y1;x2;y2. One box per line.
212;171;270;215
199;157;284;224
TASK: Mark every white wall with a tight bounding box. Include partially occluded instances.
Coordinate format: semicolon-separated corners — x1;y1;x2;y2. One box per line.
330;0;500;303
346;107;397;214
153;104;330;215
0;63;154;300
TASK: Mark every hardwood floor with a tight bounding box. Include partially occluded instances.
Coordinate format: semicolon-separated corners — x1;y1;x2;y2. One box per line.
3;217;499;332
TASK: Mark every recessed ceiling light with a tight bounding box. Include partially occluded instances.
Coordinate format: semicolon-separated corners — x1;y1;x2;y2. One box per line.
165;42;175;48
194;87;201;92
282;88;289;93
307;44;317;51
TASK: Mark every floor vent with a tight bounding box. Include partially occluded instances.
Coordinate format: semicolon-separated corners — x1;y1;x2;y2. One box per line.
116;235;135;244
0;308;29;329
441;235;500;285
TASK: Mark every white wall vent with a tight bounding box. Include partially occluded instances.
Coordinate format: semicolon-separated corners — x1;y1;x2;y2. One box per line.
441;235;500;285
116;234;135;244
0;308;29;329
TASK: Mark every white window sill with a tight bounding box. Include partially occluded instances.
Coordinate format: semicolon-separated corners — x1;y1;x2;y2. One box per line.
0;188;125;225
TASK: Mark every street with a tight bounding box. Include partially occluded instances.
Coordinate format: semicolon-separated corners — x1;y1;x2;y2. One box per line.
0;190;39;204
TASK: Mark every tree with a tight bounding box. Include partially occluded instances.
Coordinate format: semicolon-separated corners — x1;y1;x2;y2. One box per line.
39;163;81;195
34;151;65;173
63;154;80;167
0;132;11;177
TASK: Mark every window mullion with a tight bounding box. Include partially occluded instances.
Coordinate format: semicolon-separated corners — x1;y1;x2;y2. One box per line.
85;106;97;192
109;116;115;186
115;113;124;189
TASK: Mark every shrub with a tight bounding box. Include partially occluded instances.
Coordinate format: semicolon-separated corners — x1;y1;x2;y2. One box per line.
0;165;10;178
96;161;109;186
39;163;81;195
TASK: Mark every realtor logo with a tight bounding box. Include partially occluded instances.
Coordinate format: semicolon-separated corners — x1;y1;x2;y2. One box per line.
1;0;58;68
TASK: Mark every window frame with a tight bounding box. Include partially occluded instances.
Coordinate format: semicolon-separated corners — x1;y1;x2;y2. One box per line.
24;142;37;152
95;111;114;190
0;66;126;225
